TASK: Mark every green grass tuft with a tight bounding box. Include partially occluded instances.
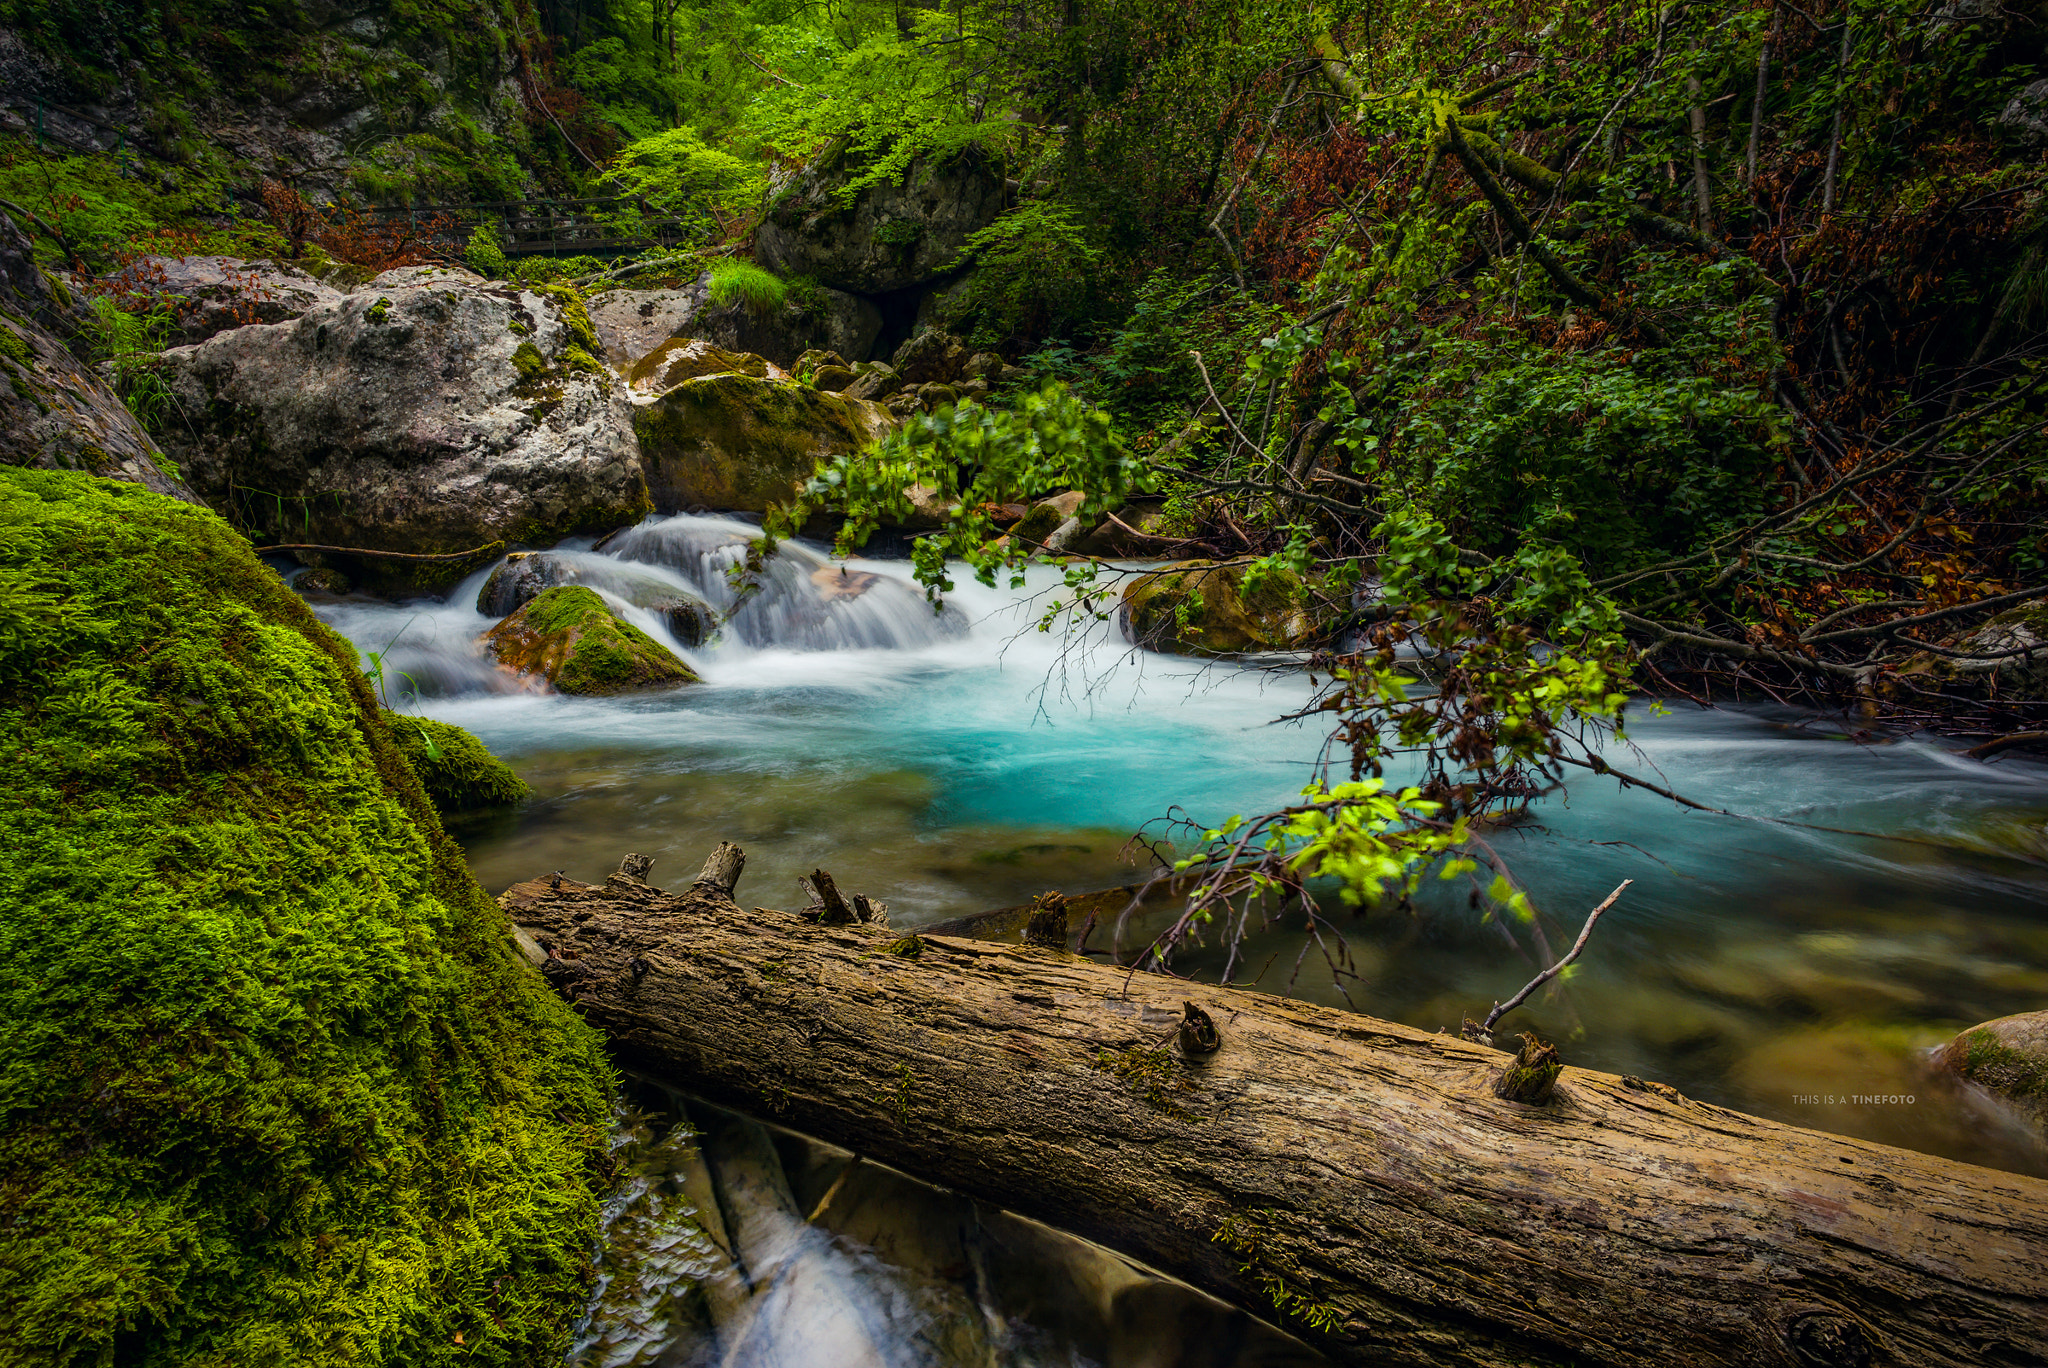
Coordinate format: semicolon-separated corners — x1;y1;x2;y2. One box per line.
0;470;614;1367
707;260;788;317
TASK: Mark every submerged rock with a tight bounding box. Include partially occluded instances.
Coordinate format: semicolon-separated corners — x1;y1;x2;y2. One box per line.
1121;558;1317;654
158;273;649;590
381;709;531;812
1938;1011;2048;1133
484;585;699;694
633;370;895;514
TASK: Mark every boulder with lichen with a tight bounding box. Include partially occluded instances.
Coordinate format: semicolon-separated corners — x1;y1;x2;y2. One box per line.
156;268;649;590
632;368;896;514
1938;1011;2048;1135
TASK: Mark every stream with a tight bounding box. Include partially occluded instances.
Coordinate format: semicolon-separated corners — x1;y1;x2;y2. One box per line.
300;514;2048;1366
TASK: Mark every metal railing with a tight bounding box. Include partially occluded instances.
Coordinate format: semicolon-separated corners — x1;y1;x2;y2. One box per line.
0;95;150;160
362;197;693;257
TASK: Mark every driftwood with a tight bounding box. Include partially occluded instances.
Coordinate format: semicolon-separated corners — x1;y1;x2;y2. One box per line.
503;848;2048;1368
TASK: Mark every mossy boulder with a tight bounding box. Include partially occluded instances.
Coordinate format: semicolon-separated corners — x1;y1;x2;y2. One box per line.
584;283;712;370
1120;558;1318;655
484;586;699;694
381;710;531;812
632;370;896;514
629;337;772;390
0;469;613;1365
754;149;1006;294
477;552;715;647
1937;1011;2048;1134
156;273;650;592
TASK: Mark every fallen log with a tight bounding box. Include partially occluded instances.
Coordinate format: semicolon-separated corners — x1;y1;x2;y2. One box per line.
503;847;2048;1368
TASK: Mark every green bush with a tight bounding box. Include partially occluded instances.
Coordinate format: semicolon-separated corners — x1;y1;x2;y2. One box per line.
0;470;613;1367
707;259;787;316
941;202;1102;349
381;710;531;811
464;223;512;280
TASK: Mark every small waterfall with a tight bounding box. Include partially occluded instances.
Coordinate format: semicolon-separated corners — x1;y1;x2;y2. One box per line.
602;515;969;653
304;514;973;699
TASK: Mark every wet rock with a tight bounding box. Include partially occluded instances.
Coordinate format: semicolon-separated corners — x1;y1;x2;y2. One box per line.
1007;490;1087;549
1121;558;1318;654
584;281;709;370
843;361;905;403
102;255;346;347
482;586;698;694
754;147;1006;294
158;274;648;590
892;328;971;384
633;370;895;514
477;551;715;646
1938;1011;2048;1133
381;710;530;811
1075;501;1173;557
627;337;772;391
295;567;352;595
0;214;199;504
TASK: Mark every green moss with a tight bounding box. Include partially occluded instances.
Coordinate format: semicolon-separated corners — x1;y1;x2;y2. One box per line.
1959;1029;2048;1101
512;341;548;381
0;471;614;1367
487;586;698;695
530;282;600;356
0;325;31;365
364;297;394;325
381;710;532;812
562;345;607;377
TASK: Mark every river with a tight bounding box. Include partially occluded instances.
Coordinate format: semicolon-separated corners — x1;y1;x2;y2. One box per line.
302;514;2048;1366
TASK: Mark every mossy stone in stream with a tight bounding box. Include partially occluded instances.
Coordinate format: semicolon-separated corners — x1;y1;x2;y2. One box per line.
1938;1011;2048;1132
1120;559;1316;655
0;469;614;1366
381;709;532;812
485;585;699;694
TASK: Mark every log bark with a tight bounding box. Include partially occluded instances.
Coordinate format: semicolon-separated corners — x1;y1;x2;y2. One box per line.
502;852;2048;1368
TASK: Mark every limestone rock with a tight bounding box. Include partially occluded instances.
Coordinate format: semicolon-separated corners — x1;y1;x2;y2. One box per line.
0;215;198;504
483;586;698;694
103;255;347;347
754;149;1006;295
158;274;650;587
586;282;710;369
633;371;896;514
1938;1011;2048;1134
2000;78;2048;145
893;329;970;384
1120;559;1318;654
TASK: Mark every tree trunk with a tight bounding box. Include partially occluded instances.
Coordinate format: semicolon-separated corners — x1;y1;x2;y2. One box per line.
504;851;2048;1368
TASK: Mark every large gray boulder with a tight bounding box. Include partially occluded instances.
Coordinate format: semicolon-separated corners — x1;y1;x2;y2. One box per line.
586;281;710;371
104;255;348;347
754;148;1006;295
0;213;198;503
158;269;649;587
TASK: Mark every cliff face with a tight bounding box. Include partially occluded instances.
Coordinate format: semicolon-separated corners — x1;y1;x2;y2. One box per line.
0;0;573;204
0;467;617;1367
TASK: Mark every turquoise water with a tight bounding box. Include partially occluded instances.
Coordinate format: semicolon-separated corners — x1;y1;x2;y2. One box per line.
308;518;2048;1178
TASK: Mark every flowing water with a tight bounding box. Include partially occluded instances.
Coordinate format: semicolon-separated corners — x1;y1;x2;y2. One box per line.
301;514;2048;1365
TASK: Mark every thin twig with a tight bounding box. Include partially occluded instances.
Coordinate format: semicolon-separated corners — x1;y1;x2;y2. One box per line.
1483;880;1631;1034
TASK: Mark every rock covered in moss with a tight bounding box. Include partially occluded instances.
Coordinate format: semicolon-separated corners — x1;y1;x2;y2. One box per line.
485;585;699;693
633;369;896;514
1938;1011;2048;1134
0;469;613;1365
477;552;715;646
156;272;649;589
1120;558;1317;655
629;337;774;391
381;709;531;811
